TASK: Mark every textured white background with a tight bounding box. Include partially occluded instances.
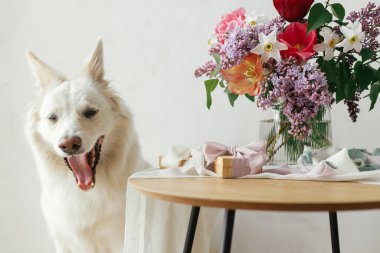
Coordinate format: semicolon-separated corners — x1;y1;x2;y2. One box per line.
1;0;380;252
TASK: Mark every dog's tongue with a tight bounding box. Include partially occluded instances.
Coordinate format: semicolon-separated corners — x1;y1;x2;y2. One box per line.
67;154;94;191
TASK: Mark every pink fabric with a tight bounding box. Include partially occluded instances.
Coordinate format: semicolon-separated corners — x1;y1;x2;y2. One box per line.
203;141;267;175
203;141;341;178
265;166;304;175
366;155;380;165
304;162;336;177
265;161;336;177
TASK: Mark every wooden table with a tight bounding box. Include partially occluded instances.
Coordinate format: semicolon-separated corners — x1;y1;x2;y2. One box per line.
129;178;380;253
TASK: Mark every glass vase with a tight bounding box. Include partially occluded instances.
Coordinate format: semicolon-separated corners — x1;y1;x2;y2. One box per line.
259;108;332;165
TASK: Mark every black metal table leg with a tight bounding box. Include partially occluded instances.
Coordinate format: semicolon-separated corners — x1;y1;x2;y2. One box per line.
220;209;236;253
329;211;340;253
183;206;200;253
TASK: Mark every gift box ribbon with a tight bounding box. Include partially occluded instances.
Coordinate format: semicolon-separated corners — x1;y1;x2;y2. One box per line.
203;141;267;177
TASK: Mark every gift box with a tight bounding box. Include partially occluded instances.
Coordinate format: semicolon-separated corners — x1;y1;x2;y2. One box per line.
158;146;191;169
214;156;261;178
213;155;262;178
204;141;266;178
158;155;190;169
214;155;234;178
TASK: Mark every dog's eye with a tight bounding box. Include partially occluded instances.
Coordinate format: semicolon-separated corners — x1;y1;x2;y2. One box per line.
83;109;98;119
48;114;58;122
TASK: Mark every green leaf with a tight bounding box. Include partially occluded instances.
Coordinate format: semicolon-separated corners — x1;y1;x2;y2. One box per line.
336;61;355;103
333;20;349;26
355;62;374;90
335;85;345;103
204;79;219;109
354;60;362;70
361;48;375;62
336;63;346;102
307;3;333;33
210;53;221;77
227;93;239;107
245;94;255;103
205;79;218;92
210;65;221;77
330;3;345;21
212;53;221;65
377;68;380;81
344;79;356;100
371;67;379;82
321;59;337;84
218;79;225;88
369;83;380;111
316;56;324;67
318;58;337;93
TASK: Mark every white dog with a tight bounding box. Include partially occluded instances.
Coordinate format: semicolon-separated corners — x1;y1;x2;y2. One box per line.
26;40;147;253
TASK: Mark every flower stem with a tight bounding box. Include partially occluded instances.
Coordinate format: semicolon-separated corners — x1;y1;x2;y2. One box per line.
266;135;292;163
325;0;331;8
265;122;290;163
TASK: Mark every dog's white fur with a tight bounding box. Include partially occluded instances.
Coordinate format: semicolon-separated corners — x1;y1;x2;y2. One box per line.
26;40;146;253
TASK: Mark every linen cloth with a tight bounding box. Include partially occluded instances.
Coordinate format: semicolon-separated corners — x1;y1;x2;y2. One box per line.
129;147;380;182
124;149;222;253
124;147;380;253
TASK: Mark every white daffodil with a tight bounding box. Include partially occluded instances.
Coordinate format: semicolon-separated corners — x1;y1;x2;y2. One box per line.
251;30;288;62
207;33;217;47
336;22;365;53
313;27;340;61
246;10;268;27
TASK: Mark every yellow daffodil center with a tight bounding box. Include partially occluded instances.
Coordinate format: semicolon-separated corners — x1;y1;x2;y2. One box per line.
264;43;273;52
249;20;257;26
329;39;336;48
349;35;358;44
244;65;257;80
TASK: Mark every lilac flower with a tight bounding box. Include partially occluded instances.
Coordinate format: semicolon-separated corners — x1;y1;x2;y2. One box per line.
219;17;286;70
257;58;333;139
347;2;380;52
344;93;361;122
194;60;217;78
219;26;259;69
209;43;222;56
256;17;286;36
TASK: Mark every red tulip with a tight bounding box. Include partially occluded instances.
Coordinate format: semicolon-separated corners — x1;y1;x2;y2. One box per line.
273;0;314;22
278;22;317;64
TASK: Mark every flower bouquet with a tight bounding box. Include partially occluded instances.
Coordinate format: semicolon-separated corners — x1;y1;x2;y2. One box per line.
195;0;380;164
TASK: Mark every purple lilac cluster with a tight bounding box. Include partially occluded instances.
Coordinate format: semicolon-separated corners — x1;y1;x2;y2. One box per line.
218;17;286;70
219;26;258;69
194;17;286;78
256;17;286;36
194;60;217;78
257;58;333;139
344;92;361;122
347;2;380;51
209;43;221;55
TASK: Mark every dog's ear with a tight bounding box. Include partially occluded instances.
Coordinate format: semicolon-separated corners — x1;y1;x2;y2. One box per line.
83;39;104;82
26;50;66;90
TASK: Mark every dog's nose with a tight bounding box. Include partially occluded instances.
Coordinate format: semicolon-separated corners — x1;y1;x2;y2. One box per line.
58;136;82;154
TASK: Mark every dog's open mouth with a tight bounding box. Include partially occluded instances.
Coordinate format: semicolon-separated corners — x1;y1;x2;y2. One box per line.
64;136;104;191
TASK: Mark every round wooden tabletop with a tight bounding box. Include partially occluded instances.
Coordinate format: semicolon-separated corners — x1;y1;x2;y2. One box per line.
129;178;380;211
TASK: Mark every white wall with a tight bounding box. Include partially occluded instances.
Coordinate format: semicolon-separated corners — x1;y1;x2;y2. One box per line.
1;0;379;252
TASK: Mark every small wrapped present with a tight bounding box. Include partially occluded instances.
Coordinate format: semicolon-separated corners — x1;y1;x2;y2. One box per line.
213;155;266;178
204;141;267;178
159;156;190;169
159;146;191;169
214;156;234;178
